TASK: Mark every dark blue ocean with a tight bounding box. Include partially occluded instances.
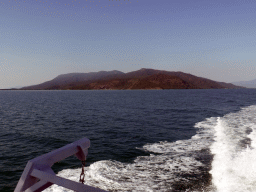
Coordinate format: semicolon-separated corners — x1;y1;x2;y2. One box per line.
1;89;256;192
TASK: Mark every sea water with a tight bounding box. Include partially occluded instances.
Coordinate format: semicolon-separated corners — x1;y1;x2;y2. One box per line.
1;89;256;191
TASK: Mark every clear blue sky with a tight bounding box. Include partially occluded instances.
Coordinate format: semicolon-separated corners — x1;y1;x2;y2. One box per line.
0;0;256;88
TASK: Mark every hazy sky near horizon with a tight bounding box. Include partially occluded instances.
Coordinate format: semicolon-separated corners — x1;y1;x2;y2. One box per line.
1;0;256;88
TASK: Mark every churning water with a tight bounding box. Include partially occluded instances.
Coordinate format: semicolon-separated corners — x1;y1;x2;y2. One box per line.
1;89;256;191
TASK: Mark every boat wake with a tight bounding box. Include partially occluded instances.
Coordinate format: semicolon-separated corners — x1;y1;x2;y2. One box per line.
209;106;256;192
44;105;256;192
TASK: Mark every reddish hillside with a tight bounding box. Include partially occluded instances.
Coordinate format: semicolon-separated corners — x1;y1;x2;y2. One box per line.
21;68;242;90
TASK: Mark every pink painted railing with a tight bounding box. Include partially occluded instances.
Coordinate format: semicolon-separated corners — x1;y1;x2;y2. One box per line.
14;137;107;192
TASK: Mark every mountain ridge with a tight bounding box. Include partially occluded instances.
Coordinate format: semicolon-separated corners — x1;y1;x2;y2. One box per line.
232;79;256;88
20;68;243;90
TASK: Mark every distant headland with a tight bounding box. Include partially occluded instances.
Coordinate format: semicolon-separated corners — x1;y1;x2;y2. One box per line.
19;68;242;90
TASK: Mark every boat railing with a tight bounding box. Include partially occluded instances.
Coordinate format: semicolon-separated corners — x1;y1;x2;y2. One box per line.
14;137;107;192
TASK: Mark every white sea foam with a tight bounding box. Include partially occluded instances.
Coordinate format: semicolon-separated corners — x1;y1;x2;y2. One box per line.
44;154;205;191
209;106;256;192
44;105;256;192
44;121;215;192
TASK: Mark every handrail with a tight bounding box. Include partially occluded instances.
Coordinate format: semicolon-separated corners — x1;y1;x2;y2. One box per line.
14;137;107;192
